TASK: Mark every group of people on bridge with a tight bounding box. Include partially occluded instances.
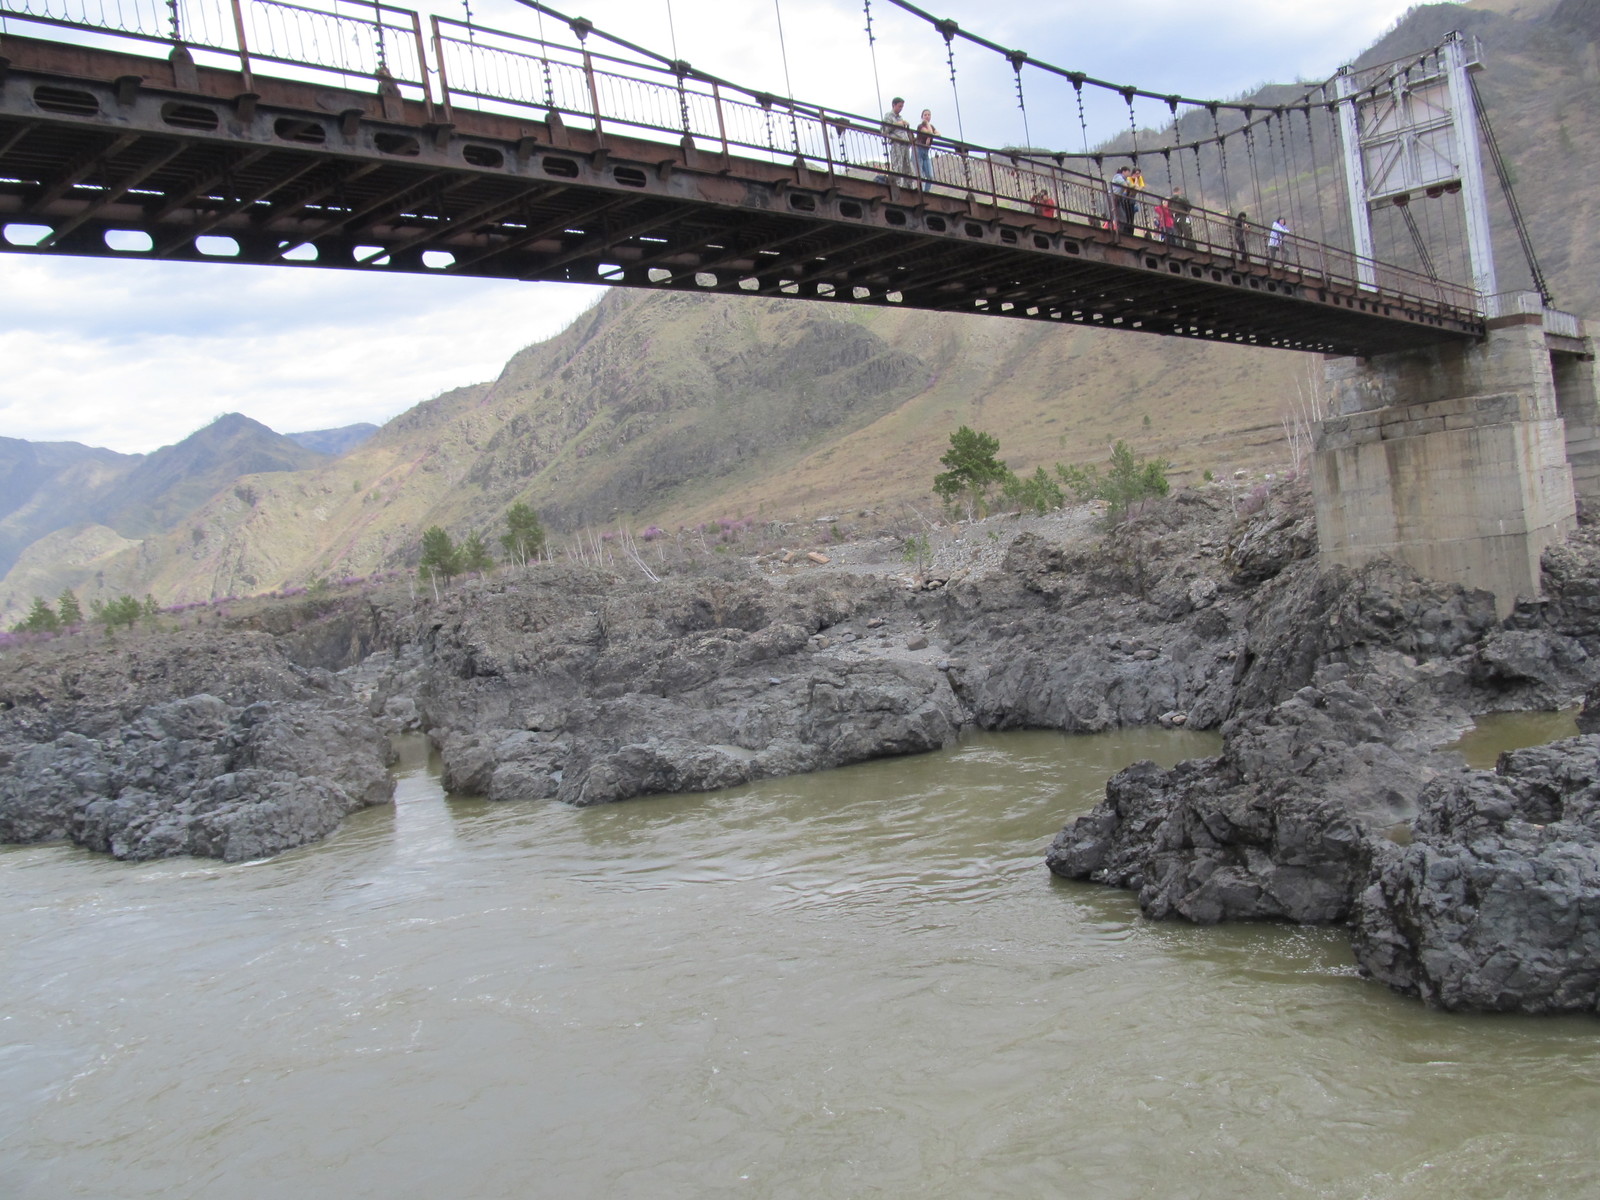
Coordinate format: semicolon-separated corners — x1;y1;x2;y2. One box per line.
880;96;940;190
1078;163;1293;265
876;102;1297;269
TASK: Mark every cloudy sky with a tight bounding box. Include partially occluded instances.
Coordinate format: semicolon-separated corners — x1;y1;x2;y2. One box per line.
1;0;1450;453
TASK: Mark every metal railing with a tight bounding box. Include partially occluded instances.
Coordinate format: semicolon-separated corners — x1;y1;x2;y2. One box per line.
0;0;1484;319
2;0;431;102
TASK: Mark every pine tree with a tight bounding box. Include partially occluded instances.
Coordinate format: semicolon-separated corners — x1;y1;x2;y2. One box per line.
418;526;461;583
460;530;495;574
56;588;83;627
95;594;142;629
501;503;546;567
13;596;60;634
934;426;1010;518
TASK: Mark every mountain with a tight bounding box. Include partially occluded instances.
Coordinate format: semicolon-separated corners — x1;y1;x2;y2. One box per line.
1;0;1594;620
89;413;328;538
0;437;136;579
0;415;327;619
286;423;381;457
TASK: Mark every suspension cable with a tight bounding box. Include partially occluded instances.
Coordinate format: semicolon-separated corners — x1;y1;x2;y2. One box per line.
772;0;795;100
665;0;690;136
1398;201;1439;280
534;4;555;109
937;18;967;144
1210;106;1233;206
1299;100;1330;247
1242;112;1264;220
1073;75;1096;176
1123;87;1139;162
1267;111;1290;234
884;0;1329;120
1468;71;1553;304
664;0;680;62
1164;96;1179;195
1009;49;1032;150
862;0;885;128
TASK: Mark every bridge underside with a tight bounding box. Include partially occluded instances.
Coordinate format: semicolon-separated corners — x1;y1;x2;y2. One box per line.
0;36;1484;356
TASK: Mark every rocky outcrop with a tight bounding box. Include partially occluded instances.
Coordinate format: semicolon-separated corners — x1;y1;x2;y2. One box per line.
1046;675;1438;924
1352;738;1600;1013
378;565;965;807
933;495;1251;734
1042;500;1600;1010
0;630;394;861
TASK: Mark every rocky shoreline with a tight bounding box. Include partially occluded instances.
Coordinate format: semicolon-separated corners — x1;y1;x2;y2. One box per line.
6;481;1600;1011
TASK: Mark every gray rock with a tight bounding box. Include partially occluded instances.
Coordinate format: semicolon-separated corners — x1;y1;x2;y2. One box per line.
0;633;396;857
1352;737;1600;1012
1047;755;1374;925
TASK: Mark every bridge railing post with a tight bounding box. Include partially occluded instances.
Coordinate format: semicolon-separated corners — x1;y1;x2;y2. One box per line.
410;8;435;121
711;81;730;170
226;0;254;91
580;47;604;144
429;14;451;125
815;105;835;184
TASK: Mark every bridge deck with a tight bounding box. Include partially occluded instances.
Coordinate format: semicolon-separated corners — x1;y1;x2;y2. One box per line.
0;35;1485;357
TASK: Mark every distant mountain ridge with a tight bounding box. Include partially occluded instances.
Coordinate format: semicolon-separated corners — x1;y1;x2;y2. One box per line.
286;423;380;457
0;415;325;616
1;0;1593;623
0;437;135;581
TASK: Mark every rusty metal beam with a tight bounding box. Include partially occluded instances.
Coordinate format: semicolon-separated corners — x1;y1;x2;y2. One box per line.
257;160;382;228
152;156;325;255
271;173;472;260
356;184;562;265
148;147;271;222
43;138;187;245
449;195;636;274
29;131;138;212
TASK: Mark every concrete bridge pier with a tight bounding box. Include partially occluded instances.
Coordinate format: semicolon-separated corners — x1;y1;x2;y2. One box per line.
1311;296;1598;617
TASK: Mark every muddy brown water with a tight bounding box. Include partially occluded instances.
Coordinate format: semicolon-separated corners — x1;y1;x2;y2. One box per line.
4;727;1599;1199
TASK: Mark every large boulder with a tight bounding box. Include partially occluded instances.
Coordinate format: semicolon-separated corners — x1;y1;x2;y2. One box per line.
0;638;395;862
1046;675;1444;923
1352;737;1600;1012
1046;754;1377;925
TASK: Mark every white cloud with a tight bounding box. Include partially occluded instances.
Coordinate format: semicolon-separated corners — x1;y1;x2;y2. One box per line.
0;259;598;450
1;0;1438;452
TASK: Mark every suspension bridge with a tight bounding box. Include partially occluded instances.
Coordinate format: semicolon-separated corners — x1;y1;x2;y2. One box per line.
0;0;1595;611
0;0;1526;356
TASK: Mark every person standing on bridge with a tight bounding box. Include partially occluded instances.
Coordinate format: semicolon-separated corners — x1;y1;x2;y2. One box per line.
1154;194;1175;244
1233;211;1251;262
915;110;938;189
1110;165;1135;236
1268;216;1290;265
1169;188;1194;249
882;97;914;189
1127;162;1147;232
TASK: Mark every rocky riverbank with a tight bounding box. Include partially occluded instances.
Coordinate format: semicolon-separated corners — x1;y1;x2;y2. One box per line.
6;480;1600;1010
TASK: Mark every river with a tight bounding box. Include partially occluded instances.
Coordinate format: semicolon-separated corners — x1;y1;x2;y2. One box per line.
3;727;1598;1199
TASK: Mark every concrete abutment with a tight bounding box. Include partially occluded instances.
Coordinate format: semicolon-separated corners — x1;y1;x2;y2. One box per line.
1312;301;1597;617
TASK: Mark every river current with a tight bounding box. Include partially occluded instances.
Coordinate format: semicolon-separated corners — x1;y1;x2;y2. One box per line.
3;727;1598;1199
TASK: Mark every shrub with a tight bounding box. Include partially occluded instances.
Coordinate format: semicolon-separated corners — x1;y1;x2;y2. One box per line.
1057;441;1172;524
1004;466;1065;515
